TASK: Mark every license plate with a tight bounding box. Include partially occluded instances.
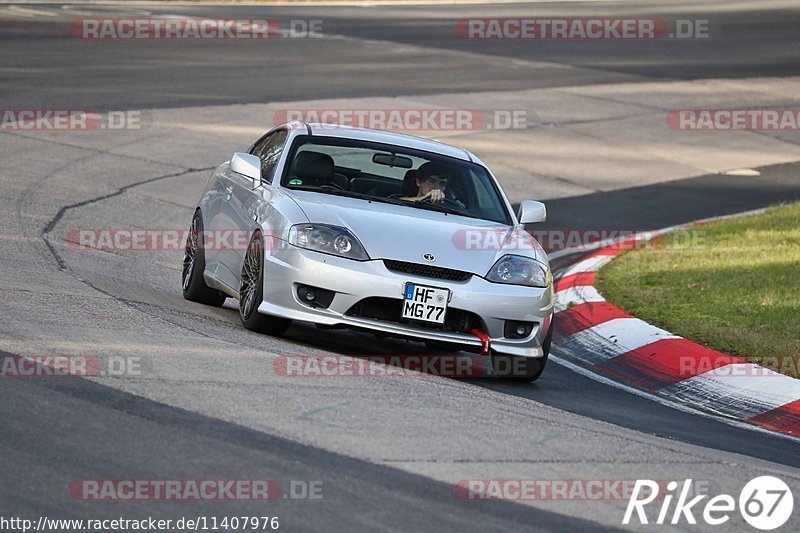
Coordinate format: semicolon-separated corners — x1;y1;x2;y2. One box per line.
402;283;449;324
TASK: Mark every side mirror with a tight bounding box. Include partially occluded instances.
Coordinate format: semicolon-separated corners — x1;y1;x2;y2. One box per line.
518;200;546;224
230;152;262;189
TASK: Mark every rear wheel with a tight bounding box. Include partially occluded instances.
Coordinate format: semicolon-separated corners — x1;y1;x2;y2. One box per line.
239;232;291;336
182;211;226;307
492;320;553;382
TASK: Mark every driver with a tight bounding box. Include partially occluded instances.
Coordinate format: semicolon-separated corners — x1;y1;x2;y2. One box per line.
400;162;453;204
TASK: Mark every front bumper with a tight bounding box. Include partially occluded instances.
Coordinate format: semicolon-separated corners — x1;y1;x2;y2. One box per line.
259;245;554;357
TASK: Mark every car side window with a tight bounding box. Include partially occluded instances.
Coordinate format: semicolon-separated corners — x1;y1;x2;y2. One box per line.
251;130;288;184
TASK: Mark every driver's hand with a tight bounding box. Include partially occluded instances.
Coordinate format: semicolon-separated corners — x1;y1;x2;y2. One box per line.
424;189;445;203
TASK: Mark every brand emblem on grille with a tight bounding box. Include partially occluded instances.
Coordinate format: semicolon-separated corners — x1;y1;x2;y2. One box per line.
423;253;435;262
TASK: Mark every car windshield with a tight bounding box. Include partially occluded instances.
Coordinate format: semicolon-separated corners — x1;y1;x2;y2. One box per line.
280;136;511;224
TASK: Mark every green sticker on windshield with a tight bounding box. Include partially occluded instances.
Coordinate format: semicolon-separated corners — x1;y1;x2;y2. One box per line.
289;179;303;185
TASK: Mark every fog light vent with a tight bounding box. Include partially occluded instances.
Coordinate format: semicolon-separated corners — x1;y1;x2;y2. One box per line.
504;321;535;339
296;285;335;309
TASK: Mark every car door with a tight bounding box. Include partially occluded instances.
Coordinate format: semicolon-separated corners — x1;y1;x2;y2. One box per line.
202;165;242;293
220;128;290;292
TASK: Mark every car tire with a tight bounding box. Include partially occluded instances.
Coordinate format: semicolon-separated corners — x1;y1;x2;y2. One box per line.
239;231;291;336
182;210;226;307
492;320;553;382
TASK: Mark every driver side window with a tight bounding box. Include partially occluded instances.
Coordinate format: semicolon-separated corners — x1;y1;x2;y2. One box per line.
251;130;288;184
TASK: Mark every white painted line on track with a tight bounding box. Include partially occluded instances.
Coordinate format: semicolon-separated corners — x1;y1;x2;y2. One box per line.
7;5;57;17
560;253;615;277
59;5;98;16
561;318;679;359
550;353;800;444
663;364;800;420
554;285;604;313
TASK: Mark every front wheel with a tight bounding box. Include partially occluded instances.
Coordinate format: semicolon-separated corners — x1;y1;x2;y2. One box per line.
239;232;291;336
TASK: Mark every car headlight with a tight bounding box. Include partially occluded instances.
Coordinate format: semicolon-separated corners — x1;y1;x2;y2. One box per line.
288;224;369;261
485;255;551;288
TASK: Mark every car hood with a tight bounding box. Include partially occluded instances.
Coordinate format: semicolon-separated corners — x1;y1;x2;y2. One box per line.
288;191;546;275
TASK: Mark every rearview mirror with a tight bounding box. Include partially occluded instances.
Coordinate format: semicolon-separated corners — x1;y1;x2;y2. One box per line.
230;152;262;189
372;153;413;168
518;200;546;224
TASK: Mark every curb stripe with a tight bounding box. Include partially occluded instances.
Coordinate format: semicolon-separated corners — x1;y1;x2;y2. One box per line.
554;271;596;293
601;237;644;252
561;254;616;278
596;338;745;391
551;213;800;437
554;302;631;339
661;364;800;420
554;285;604;313
747;399;800;435
559;318;678;364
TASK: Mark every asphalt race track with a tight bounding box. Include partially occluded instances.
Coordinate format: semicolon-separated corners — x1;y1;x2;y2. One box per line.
1;1;800;531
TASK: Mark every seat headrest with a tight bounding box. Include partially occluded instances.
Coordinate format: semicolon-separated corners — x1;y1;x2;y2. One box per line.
402;169;420;196
292;151;334;185
416;161;452;181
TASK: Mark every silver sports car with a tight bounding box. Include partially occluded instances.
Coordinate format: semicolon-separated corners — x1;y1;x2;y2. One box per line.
182;122;554;380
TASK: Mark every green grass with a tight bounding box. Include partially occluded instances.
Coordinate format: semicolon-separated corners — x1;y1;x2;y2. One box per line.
595;202;800;378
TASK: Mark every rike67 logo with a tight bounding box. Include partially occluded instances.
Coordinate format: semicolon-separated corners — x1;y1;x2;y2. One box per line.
624;476;794;530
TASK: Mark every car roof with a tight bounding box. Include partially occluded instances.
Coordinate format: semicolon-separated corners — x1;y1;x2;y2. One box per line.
298;122;475;162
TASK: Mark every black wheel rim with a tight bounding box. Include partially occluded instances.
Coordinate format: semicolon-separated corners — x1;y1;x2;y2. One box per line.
182;215;199;291
239;236;262;319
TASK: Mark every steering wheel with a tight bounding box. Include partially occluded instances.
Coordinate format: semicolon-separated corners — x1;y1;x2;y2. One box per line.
421;195;465;210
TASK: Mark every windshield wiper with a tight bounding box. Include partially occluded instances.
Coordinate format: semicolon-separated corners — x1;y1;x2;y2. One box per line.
289;185;470;216
289;185;405;206
318;185;374;200
289;185;370;200
403;200;469;217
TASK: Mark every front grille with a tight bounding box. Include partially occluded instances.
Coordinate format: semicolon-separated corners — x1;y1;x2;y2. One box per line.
345;297;484;334
383;259;472;282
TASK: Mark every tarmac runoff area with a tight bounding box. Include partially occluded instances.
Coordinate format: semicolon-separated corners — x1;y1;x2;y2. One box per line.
3;74;800;529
